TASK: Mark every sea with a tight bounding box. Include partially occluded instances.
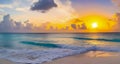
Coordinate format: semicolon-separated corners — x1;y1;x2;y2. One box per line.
0;33;120;64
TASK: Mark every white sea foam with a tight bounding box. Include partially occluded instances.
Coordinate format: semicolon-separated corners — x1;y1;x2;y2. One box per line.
0;44;120;64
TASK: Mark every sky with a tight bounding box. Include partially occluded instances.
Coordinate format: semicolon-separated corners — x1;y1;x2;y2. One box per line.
0;0;120;32
0;0;118;21
72;0;117;16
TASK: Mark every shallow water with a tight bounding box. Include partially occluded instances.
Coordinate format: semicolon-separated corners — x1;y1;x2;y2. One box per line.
0;33;120;64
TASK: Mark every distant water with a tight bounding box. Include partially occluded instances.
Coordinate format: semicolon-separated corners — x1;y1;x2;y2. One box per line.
0;33;120;49
0;33;120;64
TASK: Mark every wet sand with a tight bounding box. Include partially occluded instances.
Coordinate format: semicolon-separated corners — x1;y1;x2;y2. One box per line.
0;59;16;64
43;51;120;64
0;51;120;64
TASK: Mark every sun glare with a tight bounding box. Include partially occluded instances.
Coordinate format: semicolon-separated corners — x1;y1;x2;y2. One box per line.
81;15;111;31
92;22;98;28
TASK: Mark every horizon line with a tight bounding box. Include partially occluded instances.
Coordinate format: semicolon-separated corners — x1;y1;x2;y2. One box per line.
0;32;120;34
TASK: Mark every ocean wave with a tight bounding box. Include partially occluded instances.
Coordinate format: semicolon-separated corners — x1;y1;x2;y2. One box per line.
74;37;120;42
0;43;120;64
20;41;91;49
21;41;60;48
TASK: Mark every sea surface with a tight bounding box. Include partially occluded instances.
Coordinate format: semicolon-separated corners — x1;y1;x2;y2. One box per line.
0;33;120;64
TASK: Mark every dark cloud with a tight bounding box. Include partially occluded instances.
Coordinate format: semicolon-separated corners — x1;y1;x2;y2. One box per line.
31;0;57;12
0;14;55;33
0;14;15;32
0;14;32;32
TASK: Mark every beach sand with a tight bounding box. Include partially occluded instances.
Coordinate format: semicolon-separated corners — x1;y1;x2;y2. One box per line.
43;51;120;64
0;59;16;64
0;51;120;64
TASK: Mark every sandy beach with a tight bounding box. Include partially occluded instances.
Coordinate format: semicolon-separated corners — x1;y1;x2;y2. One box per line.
0;51;120;64
43;51;120;64
0;59;16;64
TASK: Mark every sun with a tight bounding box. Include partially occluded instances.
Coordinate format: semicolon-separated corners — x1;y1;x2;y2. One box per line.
81;15;108;29
80;14;115;32
92;22;98;28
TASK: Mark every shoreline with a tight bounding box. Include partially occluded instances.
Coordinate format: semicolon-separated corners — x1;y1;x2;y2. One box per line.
0;51;120;64
0;59;16;64
43;51;120;64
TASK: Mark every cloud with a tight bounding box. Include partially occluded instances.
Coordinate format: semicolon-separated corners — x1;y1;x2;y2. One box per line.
113;13;120;31
0;9;4;13
0;14;15;32
0;14;27;32
20;0;77;26
112;0;120;10
0;5;13;8
54;0;76;13
111;0;120;31
15;7;29;12
30;0;57;12
112;0;120;6
0;0;78;30
0;14;86;33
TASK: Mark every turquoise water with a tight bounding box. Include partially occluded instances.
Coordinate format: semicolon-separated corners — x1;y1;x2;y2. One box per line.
0;33;120;63
0;33;120;49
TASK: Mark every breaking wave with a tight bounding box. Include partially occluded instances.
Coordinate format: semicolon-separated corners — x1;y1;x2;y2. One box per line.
0;41;120;64
21;41;60;48
74;37;120;42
